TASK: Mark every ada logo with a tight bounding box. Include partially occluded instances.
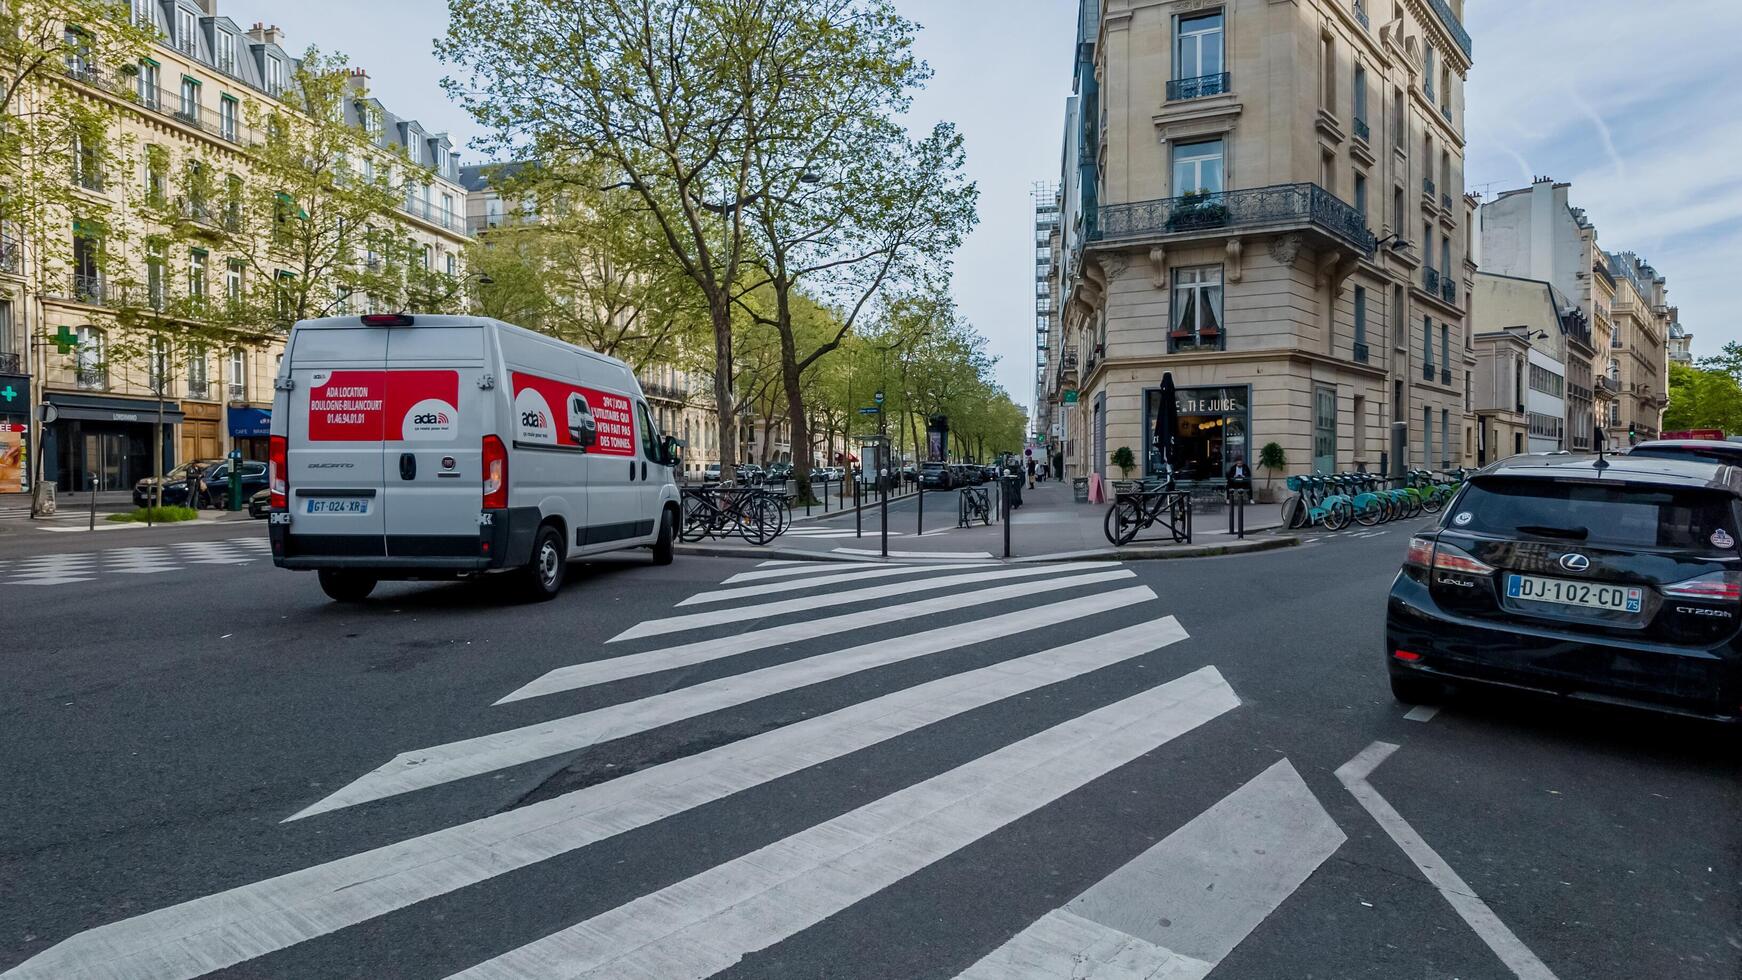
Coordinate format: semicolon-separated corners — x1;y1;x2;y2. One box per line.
513;388;557;445
404;398;458;441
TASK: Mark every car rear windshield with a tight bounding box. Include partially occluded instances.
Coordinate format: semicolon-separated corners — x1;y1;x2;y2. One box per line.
1629;446;1742;465
1451;477;1741;553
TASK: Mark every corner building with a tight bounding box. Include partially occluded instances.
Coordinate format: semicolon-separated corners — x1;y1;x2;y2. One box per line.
1054;0;1473;485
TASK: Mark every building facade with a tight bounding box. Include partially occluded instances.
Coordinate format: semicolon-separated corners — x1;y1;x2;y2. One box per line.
10;3;467;502
1668;319;1692;366
1602;250;1671;446
1469;271;1589;458
1047;0;1474;488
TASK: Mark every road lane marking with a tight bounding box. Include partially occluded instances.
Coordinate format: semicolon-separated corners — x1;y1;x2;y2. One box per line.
294;576;1149;818
3;617;1193;980
831;547;997;559
724;562;910;583
678;563;990;606
1404;705;1441;722
953;758;1344;979
445;666;1240;980
613;564;1108;642
1336;741;1560;980
501;569;1138;703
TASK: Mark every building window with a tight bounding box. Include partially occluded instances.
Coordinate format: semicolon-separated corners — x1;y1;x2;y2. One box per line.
421;244;432;271
144;145;167;205
445;252;457;277
1353;172;1367;218
1440;234;1451;281
146;240;166;309
1424;44;1435;100
1439;323;1449;377
228;349;245;399
225;174;243;230
1353;286;1368;360
148;336;167;392
76;326;105;389
1173;10;1225;92
1392;88;1406;149
1392;186;1404;233
138;60;160;108
189;249;207;299
1314;386;1338;473
176;6;196;53
178;76;199;123
1170;266;1224;352
132;0;154;26
441;192;455;227
274;270;296;321
1320;34;1336;110
1171;138;1224;196
1440;64;1452;115
1441;409;1451;467
187;346;209;398
1353;64;1368;137
1423;405;1434;466
226;259;243;303
264;56;284;97
1423;316;1434;371
215;30;235;74
64;28;93;76
1422;224;1433;268
219;95;238;142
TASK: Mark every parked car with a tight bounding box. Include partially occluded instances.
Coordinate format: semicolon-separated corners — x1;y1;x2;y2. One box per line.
703;463;722;483
1387;453;1742;722
902;464;918;485
271;313;681;603
247;487;271;519
982;464;1001;483
1627;439;1742;466
134;459;224;507
920;462;954;490
196;460;269;508
765;462;792;483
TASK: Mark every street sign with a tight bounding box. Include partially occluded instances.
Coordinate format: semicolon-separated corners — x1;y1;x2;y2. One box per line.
859;406;880;415
1063;390;1079;404
874;390;884;404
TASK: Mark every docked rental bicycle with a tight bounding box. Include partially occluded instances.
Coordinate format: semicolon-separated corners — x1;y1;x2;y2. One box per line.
679;485;783;545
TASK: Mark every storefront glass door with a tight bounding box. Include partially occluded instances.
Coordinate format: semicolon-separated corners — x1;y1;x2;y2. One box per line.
1147;385;1250;484
1313;386;1338;474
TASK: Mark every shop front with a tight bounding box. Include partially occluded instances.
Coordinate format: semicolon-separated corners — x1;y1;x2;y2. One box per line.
227;405;271;461
42;393;181;492
1144;384;1250;485
0;370;29;496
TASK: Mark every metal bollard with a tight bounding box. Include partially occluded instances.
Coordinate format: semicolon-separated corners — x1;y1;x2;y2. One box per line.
880;469;889;558
1002;477;1012;558
917;483;924;536
855;476;862;538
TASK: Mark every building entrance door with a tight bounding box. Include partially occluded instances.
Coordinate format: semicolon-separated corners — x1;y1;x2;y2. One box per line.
1313;386;1337;474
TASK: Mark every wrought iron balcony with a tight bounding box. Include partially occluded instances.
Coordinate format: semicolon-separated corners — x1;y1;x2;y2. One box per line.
1441;192;1454;211
1093;183;1375;255
1353;342;1370;363
0;237;18;274
1422;363;1434;381
1425;0;1473;58
0;351;20;374
1441;104;1452;122
76;366;107;390
186;379;210;399
1596;376;1620;395
1353;117;1371;143
1441;368;1452;385
1440;278;1456;305
228;382;246;400
1423;267;1441;293
1167;72;1230;101
1422;177;1436;197
1353;0;1370;29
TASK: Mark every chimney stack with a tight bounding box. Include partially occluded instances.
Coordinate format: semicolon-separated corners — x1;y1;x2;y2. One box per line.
245;23;286;47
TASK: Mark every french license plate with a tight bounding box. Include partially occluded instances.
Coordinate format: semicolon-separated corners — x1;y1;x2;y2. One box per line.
1506;574;1642;613
305;498;370;515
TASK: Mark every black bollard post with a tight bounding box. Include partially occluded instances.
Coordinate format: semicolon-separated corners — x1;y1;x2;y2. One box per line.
880;469;889;559
1002;477;1012;559
917;483;924;537
855;475;862;538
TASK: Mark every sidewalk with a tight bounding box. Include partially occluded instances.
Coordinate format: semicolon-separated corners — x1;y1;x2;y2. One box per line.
677;480;1297;563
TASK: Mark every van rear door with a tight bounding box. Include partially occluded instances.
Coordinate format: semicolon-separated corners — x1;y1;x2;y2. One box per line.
287;325;389;555
382;325;488;558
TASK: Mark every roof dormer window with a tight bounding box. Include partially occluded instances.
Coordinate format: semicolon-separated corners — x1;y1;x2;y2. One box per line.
214;29;234;74
176;6;196;53
264;55;284;97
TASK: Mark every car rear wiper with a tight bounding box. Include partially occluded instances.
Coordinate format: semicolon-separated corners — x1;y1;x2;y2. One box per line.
1516;524;1590;540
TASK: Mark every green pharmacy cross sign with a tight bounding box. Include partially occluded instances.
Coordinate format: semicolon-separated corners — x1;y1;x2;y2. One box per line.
0;385;17;403
53;324;79;354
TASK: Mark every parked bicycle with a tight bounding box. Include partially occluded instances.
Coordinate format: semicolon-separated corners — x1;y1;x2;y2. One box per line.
1103;477;1192;545
679;485;784;545
958;486;991;527
1283;469;1466;532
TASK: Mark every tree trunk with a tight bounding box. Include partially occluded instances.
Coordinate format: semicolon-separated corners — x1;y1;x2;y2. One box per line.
708;295;736;482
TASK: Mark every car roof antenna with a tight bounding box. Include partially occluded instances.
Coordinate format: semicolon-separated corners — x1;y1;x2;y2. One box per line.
1593;424;1609;470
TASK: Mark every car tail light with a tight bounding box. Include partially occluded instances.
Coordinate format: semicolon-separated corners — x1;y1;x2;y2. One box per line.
1661;571;1742;602
1393;650;1423;662
1433;541;1496;576
268;435;287;509
1404;537;1435;569
482;435;508;509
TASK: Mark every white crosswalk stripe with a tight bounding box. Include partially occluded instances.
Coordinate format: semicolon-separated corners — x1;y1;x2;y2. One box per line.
4;560;1351;980
0;537;269;585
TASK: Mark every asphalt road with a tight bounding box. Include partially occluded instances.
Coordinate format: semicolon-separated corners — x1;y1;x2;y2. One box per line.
1;519;1737;979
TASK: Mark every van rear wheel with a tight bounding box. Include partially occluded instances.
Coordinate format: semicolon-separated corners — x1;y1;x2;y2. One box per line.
651;508;675;565
318;570;377;603
520;525;566;601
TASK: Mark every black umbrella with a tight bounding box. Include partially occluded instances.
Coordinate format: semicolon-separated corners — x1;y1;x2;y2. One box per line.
1154;372;1177;486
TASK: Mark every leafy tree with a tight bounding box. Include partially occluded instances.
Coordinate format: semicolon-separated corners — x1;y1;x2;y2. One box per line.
1665;362;1742;435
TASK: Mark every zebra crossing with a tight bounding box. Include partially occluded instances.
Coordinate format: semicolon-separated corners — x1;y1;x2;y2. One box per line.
0;537;271;585
4;558;1349;980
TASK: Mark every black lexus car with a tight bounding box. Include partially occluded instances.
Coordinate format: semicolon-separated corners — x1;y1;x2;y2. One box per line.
1387;453;1742;723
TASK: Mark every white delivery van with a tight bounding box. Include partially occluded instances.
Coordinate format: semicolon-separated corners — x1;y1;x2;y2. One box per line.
267;313;682;602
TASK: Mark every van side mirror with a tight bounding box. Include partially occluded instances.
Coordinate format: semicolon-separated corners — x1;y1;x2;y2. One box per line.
663;435;682;467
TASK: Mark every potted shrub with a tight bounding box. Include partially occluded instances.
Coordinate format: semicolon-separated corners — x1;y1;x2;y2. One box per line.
1167;189;1229;231
1110;446;1137;486
1258;442;1286;502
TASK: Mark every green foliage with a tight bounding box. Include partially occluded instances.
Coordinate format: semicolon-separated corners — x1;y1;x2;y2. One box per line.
107;506;198;523
1111;446;1137;478
1258;442;1287;486
1665;362;1742;435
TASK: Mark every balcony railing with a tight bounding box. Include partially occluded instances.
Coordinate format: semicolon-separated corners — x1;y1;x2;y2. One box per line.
1422;363;1435;381
228;382;246;400
1422;177;1436;197
1441;192;1453;211
0;237;18;274
1425;0;1474;58
1610;335;1623;349
1353;341;1370;363
186;379;210;399
1440;278;1456;305
72;273;116;306
398;198;463;232
1596;376;1620;395
1352;117;1370;143
1441;104;1452;123
1423;267;1441;293
1093;182;1375;254
74;169;105;193
1166;72;1230;101
1441;368;1452;385
76;366;107;390
1353;0;1370;29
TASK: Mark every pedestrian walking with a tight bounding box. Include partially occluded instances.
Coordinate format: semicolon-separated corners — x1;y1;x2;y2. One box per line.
1026;456;1036;489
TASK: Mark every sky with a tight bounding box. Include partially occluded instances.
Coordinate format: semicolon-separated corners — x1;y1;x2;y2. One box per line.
242;0;1740;413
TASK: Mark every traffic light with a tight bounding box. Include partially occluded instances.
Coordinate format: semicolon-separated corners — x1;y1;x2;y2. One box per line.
1628;422;1637;445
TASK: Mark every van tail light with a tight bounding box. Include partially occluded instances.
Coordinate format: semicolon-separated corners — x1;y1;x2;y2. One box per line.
268;435;287;509
1432;541;1496;576
482;435;508;509
1661;571;1742;603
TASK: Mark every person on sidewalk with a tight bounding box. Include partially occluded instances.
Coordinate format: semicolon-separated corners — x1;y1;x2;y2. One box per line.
1026;456;1036;490
1226;456;1254;502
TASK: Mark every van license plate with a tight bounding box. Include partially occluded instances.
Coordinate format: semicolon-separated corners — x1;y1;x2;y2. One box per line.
306;498;370;515
1506;574;1642;613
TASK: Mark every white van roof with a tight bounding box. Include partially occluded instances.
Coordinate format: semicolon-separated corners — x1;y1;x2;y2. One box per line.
289;314;640;377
